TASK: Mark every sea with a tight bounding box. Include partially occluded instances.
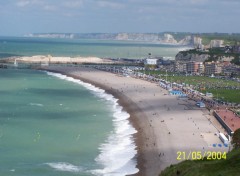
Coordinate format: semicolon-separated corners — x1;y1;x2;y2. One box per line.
0;37;190;176
0;36;190;59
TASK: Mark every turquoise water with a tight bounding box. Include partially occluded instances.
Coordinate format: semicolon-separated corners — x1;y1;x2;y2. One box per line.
0;37;182;175
0;69;118;175
0;37;187;59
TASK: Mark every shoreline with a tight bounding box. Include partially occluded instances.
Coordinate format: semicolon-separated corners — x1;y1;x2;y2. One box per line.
42;67;147;175
46;71;139;175
41;67;150;175
40;66;228;176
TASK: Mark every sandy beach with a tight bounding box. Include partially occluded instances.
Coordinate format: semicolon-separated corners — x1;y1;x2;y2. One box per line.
40;66;228;176
4;56;114;64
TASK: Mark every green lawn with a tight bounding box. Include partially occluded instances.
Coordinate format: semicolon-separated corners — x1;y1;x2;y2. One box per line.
168;76;240;103
139;71;240;103
160;149;240;176
201;89;240;104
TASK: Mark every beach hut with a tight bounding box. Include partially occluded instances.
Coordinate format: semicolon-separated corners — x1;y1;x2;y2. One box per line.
178;94;188;99
169;90;183;96
196;101;206;108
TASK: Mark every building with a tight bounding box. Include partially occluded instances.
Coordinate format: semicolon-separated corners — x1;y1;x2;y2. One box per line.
186;61;204;74
193;36;204;49
210;40;224;48
233;45;240;53
174;61;187;73
204;61;223;75
223;64;240;76
213;109;240;135
144;58;158;68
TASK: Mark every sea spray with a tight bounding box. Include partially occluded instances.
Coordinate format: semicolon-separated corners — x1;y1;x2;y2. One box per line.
46;71;139;176
45;162;83;172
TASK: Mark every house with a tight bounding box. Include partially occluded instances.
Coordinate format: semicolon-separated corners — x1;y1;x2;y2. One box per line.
144;58;158;68
210;40;224;48
186;61;204;74
204;61;223;75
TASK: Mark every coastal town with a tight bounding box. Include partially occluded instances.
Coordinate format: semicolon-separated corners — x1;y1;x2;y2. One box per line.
39;61;239;175
1;34;240;133
0;33;240;176
1;0;240;175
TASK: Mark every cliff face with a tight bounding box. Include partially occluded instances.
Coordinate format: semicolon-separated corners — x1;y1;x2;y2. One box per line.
175;52;209;62
160;34;178;44
25;33;240;47
26;33;189;45
178;36;192;45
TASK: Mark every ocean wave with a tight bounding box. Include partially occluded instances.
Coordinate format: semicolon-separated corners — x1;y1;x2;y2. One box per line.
45;71;139;176
45;162;82;172
29;103;43;107
92;101;138;176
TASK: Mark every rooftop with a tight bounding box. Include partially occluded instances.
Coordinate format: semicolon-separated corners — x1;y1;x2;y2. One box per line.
215;108;240;132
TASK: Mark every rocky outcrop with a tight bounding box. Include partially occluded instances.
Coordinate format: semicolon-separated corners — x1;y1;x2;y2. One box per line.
175;52;209;62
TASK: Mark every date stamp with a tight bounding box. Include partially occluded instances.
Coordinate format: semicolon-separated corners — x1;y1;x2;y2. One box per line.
177;151;227;160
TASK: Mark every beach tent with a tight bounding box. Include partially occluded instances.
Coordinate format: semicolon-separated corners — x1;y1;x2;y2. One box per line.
169;90;183;95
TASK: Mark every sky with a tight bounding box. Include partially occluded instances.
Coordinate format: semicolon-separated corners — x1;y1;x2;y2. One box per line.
0;0;239;36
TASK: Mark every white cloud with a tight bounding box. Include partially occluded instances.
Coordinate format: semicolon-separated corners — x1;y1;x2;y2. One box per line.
62;0;84;8
16;0;31;7
97;1;124;9
16;0;44;8
3;0;239;35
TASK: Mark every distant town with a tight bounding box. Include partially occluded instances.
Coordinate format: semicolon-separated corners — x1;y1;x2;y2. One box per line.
142;35;240;77
25;32;240;77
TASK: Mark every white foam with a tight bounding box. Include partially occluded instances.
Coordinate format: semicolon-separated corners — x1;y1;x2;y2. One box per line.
45;162;82;172
29;103;43;107
45;71;139;176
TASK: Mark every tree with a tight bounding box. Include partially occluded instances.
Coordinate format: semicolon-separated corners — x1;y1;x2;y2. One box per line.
232;128;240;149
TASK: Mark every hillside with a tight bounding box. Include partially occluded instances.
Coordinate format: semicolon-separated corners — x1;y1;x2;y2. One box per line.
176;48;240;65
200;33;240;45
160;149;240;176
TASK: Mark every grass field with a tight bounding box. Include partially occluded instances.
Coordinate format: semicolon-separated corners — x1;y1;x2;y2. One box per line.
160;149;240;176
139;70;240;103
201;89;240;104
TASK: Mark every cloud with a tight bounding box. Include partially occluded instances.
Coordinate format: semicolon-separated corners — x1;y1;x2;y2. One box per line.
62;0;84;8
97;1;125;9
1;0;240;35
43;5;57;11
16;0;31;7
15;0;59;12
188;0;208;5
